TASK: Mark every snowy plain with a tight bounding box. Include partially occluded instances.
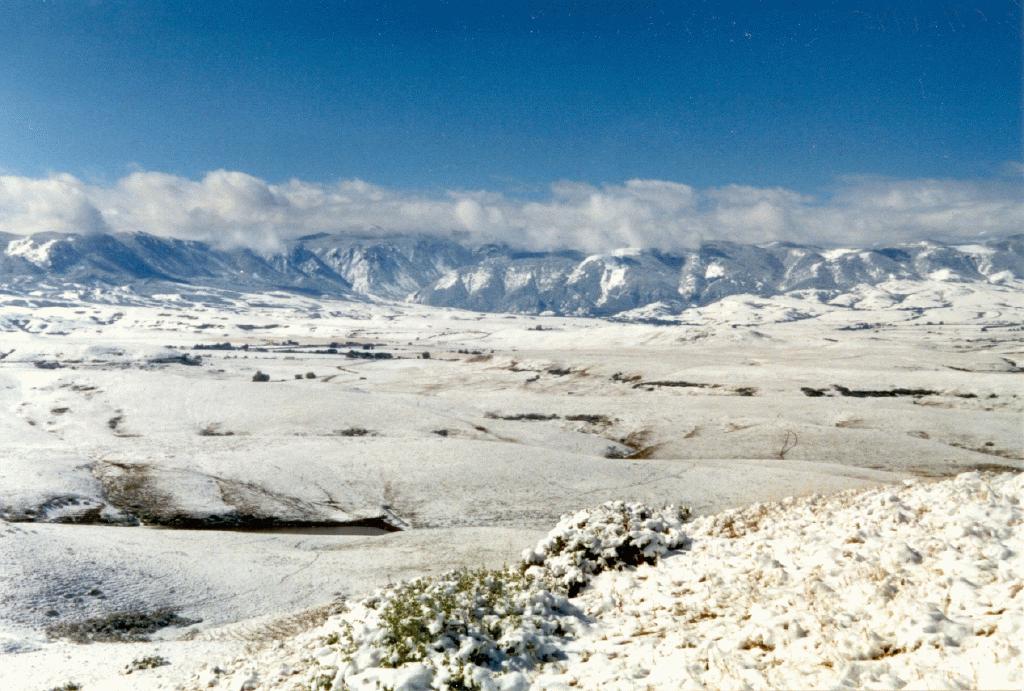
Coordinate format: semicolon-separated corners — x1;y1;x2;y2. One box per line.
0;277;1021;689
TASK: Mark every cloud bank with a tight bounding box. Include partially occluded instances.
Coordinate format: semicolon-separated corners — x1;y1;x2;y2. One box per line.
0;170;1020;252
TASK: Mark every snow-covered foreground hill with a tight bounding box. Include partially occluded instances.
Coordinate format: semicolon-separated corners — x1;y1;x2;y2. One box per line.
4;472;1021;690
0;277;1021;689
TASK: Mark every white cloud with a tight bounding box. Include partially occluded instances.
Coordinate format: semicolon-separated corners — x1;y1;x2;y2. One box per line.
0;173;110;235
0;169;1020;252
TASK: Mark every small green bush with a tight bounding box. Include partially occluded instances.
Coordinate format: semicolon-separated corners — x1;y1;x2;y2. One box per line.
124;655;170;674
331;567;578;687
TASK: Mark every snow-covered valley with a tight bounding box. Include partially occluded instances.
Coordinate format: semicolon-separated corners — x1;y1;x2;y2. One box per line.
1;277;1022;689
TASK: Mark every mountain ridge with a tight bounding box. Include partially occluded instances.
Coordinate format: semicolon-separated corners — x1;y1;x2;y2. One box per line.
2;230;1021;317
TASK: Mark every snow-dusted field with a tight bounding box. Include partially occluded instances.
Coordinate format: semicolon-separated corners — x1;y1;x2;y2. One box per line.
1;278;1021;689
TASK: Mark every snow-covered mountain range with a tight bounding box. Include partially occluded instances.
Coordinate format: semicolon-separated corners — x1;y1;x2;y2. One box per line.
2;230;1021;316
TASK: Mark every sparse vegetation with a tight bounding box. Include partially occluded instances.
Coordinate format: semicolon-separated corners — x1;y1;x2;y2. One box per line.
124;655;170;674
46;609;198;643
632;380;757;396
252;370;270;382
199;423;235;437
565;414;612;425
149;353;202;366
335;427;374;437
485;412;559;421
635;380;715;389
345;349;393;360
192;342;238;351
802;384;982;399
834;384;938;398
236;323;280;331
68;384;99;393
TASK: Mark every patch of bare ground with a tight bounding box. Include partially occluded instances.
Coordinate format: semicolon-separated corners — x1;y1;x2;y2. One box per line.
90;460;398;531
184;599;348;643
106;411;141;437
912;399;954;408
199;423;236;437
777;430;799;459
93;461;173;524
606;429;662;459
948;442;1024;461
634;380;757;396
905;463;1023;478
3;495;120;525
702;502;777;539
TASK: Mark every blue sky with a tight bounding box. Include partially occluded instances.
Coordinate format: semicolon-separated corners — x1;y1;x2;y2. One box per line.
0;0;1020;194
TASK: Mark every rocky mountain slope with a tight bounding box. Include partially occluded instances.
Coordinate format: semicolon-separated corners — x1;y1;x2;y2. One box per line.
2;230;1021;316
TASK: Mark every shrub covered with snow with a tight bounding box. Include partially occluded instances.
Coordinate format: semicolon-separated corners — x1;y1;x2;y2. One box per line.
299;502;691;689
521;500;691;596
324;568;581;689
